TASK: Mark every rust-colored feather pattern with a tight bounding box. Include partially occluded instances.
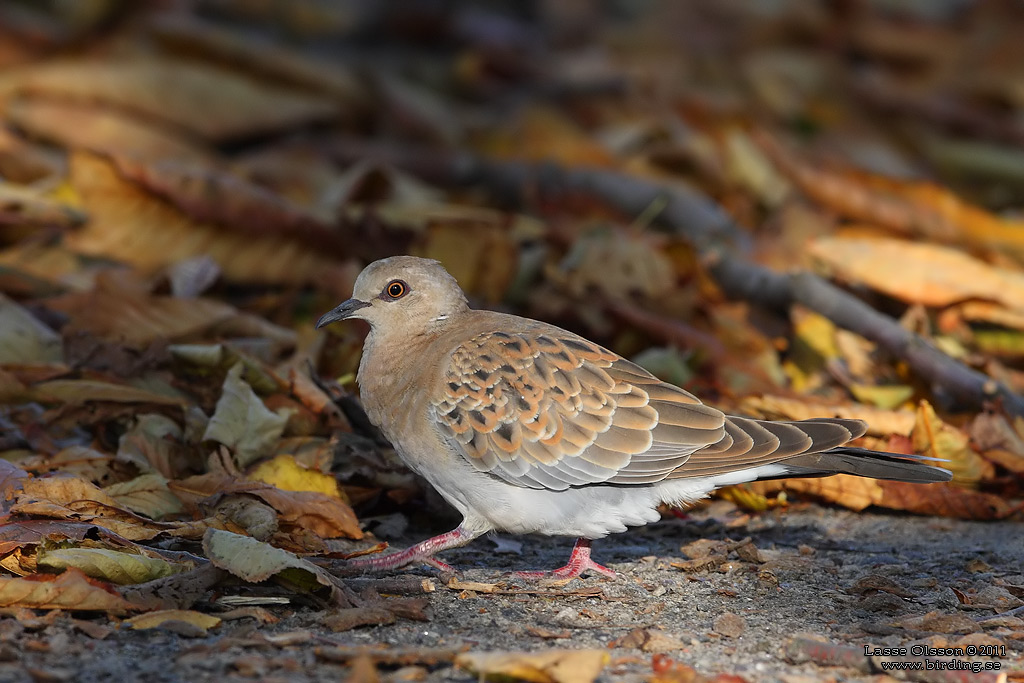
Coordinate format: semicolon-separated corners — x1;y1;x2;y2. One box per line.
433;329;709;489
432;327;869;490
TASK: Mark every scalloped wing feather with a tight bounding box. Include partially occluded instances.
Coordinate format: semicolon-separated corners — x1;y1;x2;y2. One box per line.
431;326;870;491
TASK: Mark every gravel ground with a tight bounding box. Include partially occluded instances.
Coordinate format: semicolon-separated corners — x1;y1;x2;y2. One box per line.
2;503;1021;682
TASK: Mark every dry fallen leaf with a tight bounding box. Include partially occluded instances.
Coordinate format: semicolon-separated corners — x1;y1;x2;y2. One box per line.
6;97;215;163
809;235;1024;311
0;567;138;611
202;528;351;606
122;609;221;632
5;58;337;141
911;400;993;485
67;152;343;285
203;363;291;468
37;547;183;585
103;474;185;520
455;649;609;683
248;454;342;499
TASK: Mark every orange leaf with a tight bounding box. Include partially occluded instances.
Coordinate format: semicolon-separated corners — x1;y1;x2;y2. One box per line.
6;98;214;163
808;236;1024;310
0;567;137;611
759;131;1024;259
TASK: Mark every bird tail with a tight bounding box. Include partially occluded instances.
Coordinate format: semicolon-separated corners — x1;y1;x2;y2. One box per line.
768;447;952;484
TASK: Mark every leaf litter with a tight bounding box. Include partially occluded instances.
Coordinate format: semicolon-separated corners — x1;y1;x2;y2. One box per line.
0;2;1021;682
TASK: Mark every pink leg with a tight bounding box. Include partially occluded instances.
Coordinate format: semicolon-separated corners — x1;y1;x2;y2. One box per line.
516;538;617;580
348;526;480;573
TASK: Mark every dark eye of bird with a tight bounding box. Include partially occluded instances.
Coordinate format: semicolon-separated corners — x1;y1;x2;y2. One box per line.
385;280;407;299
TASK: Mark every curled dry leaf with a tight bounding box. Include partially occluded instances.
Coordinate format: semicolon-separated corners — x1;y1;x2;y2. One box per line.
116;414;186;479
68;152;343;285
37;547;184;585
0;567;138;611
5;58;338;141
202;528;352;606
455;649;610;683
203;363;291;468
6;98;215;163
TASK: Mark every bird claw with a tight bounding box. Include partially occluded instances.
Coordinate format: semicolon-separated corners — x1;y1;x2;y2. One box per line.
513;538;617;580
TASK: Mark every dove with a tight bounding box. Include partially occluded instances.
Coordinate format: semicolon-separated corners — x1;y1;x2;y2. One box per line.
317;256;951;578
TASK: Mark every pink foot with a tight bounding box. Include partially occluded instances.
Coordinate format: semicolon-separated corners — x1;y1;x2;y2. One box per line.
347;526;476;573
515;538;617;580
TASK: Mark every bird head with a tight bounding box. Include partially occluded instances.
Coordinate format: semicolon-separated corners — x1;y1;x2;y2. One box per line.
316;256;469;333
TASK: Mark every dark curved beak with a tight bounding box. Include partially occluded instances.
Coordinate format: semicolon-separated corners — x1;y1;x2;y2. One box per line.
316;299;370;328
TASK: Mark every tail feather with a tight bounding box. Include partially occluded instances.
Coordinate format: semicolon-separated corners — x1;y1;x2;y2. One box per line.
778;447;952;484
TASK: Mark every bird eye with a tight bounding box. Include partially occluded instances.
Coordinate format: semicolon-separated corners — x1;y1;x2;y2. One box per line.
384;280;407;299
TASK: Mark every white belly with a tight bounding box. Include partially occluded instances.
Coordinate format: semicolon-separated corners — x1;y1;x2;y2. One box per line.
421;457;789;539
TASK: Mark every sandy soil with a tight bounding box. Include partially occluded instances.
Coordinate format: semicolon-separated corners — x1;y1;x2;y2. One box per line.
2;503;1021;683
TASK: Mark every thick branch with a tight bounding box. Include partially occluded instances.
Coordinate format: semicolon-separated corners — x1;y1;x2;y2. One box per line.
327;139;1024;416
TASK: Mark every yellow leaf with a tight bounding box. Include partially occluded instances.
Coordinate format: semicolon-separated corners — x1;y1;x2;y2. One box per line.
456;649;609;683
717;485;773;512
911;401;991;485
37;548;182;585
249;454;340;498
123;609;221;631
849;384;914;410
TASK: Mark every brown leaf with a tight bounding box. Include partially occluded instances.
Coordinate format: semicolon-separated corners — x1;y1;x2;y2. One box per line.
6;58;337;141
111;156;348;257
103;474;184;521
150;13;365;105
0;181;87;231
876;481;1016;520
44;273;251;348
67;152;343;285
171;472;362;540
0;567;137;611
6;98;215;163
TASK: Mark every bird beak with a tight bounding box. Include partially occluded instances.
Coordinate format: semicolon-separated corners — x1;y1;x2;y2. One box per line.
316;299;371;328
